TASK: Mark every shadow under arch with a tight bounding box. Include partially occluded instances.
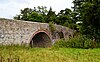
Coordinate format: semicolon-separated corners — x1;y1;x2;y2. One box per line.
58;32;64;39
30;30;52;48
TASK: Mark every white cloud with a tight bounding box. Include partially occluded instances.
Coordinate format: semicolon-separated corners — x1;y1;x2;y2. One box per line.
0;0;73;19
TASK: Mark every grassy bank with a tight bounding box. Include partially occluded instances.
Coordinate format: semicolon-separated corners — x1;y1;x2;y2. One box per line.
0;46;100;62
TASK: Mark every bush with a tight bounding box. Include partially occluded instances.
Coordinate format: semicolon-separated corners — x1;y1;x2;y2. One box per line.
49;21;56;32
53;35;98;49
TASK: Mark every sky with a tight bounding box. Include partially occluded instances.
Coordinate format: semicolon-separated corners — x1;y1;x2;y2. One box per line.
0;0;73;19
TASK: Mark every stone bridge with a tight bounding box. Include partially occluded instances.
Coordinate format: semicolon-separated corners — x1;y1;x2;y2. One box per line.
0;18;74;47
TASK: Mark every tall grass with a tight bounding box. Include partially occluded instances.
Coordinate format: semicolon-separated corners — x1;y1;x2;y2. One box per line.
0;45;100;62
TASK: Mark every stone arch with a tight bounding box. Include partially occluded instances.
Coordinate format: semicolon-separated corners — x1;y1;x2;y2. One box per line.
30;30;52;47
58;32;64;39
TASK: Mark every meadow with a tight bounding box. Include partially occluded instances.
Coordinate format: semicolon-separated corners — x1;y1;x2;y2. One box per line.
0;46;100;62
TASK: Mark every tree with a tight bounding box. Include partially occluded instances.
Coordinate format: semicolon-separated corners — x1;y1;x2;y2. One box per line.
37;6;48;15
72;0;85;24
80;0;100;42
72;0;100;42
57;8;76;29
27;12;45;22
14;6;48;23
46;7;57;23
14;6;80;30
14;8;33;20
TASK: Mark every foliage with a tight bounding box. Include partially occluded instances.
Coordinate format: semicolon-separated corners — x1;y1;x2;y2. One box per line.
49;21;56;32
72;0;100;42
53;35;99;49
14;6;48;22
45;7;57;23
14;8;33;20
80;1;100;42
57;8;77;29
14;6;77;30
27;11;45;22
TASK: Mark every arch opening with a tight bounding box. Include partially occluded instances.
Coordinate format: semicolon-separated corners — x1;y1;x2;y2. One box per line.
30;32;52;47
58;32;64;39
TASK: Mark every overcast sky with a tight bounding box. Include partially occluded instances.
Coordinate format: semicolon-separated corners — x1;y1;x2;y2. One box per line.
0;0;73;19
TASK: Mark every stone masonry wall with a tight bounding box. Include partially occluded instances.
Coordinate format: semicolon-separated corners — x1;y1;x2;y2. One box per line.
0;18;75;46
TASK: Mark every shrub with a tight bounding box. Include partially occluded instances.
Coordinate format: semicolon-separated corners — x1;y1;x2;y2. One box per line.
53;35;97;49
49;21;56;32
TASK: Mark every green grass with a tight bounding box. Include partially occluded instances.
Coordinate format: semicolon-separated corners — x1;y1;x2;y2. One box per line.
0;46;100;62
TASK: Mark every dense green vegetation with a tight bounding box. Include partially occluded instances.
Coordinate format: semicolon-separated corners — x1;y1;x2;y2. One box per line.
73;0;100;42
0;46;100;62
53;35;100;49
14;6;77;30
